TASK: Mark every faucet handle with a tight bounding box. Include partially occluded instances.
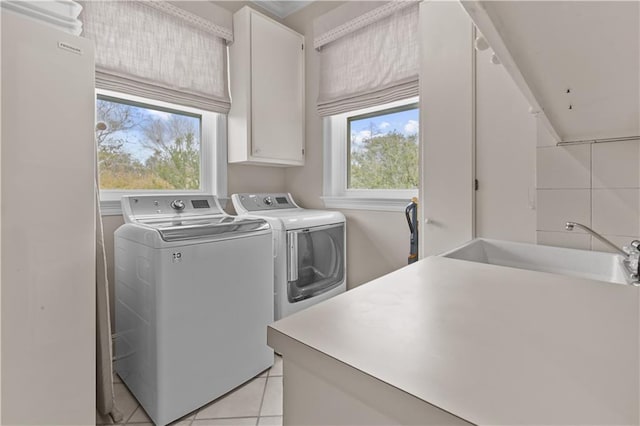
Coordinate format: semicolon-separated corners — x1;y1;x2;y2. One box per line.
624;240;640;255
631;241;640;278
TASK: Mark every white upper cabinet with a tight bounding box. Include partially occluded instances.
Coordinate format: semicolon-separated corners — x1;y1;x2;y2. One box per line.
228;7;305;166
463;1;640;143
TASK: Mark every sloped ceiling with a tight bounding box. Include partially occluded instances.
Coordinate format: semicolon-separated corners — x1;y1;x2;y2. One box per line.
468;1;640;142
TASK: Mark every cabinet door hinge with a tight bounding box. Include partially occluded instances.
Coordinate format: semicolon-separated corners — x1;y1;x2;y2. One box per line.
474;179;479;191
302;148;305;155
302;44;304;51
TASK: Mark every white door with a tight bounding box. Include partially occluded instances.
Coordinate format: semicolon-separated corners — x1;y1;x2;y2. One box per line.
419;1;475;256
1;11;96;424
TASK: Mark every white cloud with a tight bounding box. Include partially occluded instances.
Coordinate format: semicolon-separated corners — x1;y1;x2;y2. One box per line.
378;121;391;130
404;120;419;135
147;110;171;120
352;130;371;146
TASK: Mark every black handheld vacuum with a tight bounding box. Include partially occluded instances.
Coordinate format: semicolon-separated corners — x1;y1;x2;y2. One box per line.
405;197;418;264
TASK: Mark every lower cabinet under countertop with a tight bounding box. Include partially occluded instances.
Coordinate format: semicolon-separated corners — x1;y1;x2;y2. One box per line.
268;256;640;426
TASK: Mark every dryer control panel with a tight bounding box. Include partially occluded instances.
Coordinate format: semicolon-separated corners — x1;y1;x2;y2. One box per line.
233;193;299;212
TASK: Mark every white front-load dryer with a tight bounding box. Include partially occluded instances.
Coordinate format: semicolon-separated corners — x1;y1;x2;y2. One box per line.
114;194;273;425
232;193;346;320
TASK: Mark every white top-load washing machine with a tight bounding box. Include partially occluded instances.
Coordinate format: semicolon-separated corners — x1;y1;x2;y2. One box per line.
114;194;274;426
232;193;346;320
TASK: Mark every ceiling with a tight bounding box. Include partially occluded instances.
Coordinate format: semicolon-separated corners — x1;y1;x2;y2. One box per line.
466;1;640;142
249;0;313;18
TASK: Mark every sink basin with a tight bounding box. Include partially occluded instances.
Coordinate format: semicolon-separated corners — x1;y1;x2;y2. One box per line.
440;238;629;284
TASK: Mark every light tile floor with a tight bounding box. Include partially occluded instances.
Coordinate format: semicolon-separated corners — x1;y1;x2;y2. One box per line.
97;355;283;426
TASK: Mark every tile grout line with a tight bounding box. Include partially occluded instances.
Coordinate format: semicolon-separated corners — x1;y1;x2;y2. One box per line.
256;375;270;426
123;404;140;425
113;366;273;426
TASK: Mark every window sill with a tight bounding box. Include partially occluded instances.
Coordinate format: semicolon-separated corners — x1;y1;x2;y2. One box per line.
321;195;415;212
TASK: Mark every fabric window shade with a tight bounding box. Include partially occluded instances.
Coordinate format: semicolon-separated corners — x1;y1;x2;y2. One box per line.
315;2;419;117
81;1;232;113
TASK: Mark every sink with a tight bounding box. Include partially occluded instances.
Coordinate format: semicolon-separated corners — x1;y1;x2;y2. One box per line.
440;238;629;284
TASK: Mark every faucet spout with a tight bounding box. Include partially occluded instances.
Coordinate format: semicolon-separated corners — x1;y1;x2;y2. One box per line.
565;221;627;256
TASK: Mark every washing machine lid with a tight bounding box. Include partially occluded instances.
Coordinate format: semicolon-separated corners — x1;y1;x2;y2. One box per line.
138;215;269;242
121;194;269;242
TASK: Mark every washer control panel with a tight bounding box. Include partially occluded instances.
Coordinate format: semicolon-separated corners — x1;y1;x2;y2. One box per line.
121;194;223;223
170;199;186;211
234;193;297;212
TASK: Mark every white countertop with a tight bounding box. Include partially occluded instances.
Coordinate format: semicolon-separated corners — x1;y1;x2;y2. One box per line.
268;256;640;425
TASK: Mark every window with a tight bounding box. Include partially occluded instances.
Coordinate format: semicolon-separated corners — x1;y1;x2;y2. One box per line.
348;103;419;190
96;89;227;215
97;96;201;191
323;97;419;211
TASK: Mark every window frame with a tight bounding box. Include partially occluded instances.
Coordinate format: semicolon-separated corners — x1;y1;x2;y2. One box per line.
322;97;419;212
96;89;227;216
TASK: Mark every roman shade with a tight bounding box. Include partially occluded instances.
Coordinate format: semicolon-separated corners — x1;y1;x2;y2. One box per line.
81;1;232;113
314;1;419;116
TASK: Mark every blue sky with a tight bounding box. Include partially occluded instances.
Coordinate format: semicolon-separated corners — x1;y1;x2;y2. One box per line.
98;99;200;163
350;108;419;149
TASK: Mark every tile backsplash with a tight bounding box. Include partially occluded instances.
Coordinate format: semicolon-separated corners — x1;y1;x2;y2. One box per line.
592;141;640;189
536;125;640;252
536;188;591;233
537;144;591;189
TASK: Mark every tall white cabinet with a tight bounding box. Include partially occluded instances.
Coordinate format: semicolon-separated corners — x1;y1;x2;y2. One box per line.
1;11;96;424
228;7;305;166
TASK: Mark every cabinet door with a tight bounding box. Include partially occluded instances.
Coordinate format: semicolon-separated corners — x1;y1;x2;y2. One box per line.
250;12;304;163
1;12;96;424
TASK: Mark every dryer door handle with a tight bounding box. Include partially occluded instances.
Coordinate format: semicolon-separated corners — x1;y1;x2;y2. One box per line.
287;231;299;282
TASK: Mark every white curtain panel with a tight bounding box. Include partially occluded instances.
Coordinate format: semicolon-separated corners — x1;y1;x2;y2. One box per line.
316;2;419;116
81;1;232;113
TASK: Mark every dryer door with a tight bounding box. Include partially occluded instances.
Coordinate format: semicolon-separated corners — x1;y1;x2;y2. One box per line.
286;223;345;303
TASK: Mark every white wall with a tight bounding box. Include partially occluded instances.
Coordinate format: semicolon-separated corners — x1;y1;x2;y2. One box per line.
417;3;639;252
474;39;640;253
283;1;539;282
100;2;290;323
100;0;580;300
466;1;640;251
419;1;474;257
475;47;537;242
0;10;3;420
284;2;411;288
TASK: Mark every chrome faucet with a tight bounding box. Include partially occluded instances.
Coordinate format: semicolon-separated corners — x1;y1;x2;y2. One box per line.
566;221;640;285
565;222;627;255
